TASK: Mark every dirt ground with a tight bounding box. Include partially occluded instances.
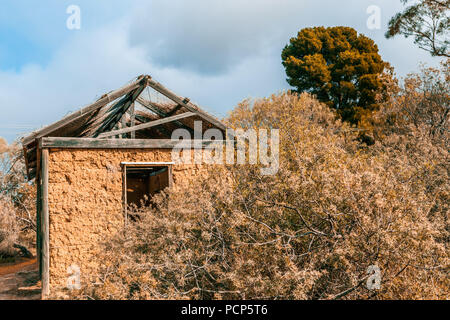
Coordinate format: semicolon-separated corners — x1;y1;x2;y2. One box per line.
0;258;41;300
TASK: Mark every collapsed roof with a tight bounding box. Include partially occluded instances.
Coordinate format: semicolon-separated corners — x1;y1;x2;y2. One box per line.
22;75;226;180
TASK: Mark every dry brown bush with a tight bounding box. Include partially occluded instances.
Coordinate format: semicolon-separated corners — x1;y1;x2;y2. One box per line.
0;138;36;259
0;195;19;259
73;65;448;300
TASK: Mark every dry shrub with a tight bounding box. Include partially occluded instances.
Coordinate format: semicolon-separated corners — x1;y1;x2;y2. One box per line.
0;195;19;259
76;172;322;300
76;65;448;300
0;138;36;260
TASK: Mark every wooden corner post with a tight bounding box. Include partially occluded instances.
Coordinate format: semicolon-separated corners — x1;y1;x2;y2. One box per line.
41;148;50;299
122;164;128;228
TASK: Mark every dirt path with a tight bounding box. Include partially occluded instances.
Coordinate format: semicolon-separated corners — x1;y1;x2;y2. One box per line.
0;258;41;300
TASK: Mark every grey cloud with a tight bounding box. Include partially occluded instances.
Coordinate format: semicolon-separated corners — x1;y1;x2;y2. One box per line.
127;0;306;74
125;0;442;77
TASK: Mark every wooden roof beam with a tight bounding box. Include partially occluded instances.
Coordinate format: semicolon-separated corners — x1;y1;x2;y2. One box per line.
40;137;224;149
137;97;195;135
145;78;226;131
22;75;150;146
136;97;170;118
97;112;196;139
92;84;146;137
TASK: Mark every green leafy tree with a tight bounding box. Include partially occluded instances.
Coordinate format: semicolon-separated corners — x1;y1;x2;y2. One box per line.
386;0;449;58
282;26;388;123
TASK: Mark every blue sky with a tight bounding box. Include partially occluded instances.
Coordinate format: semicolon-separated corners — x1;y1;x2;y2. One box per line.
0;0;445;142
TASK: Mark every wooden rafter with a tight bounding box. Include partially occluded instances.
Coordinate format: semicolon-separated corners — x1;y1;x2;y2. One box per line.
92;84;147;138
137;97;173;118
146;78;226;131
97;112;196;139
129;103;136;139
22;75;149;146
136;97;195;135
133;113;172;138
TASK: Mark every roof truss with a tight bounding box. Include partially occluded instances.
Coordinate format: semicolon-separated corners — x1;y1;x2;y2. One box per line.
97;112;196;139
22;74;226;180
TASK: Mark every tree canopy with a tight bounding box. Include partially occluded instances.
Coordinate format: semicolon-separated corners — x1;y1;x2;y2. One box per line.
386;0;449;58
282;26;387;124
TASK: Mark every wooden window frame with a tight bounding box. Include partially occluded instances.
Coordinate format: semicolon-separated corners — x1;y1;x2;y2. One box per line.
121;162;174;226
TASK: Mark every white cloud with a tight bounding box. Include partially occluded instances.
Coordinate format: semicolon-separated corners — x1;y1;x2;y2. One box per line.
0;21;151;141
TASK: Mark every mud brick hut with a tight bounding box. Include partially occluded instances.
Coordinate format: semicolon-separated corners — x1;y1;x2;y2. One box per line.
21;75;226;298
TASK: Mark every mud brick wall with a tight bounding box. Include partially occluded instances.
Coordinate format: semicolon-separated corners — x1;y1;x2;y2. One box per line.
47;148;208;292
